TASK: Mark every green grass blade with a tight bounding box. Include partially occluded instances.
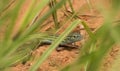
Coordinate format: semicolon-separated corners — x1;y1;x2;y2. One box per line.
110;25;120;43
0;33;49;69
1;0;67;59
21;0;67;37
87;37;115;71
29;19;81;71
0;0;24;57
19;0;50;33
49;0;59;29
111;0;120;11
0;0;13;15
68;0;75;13
1;33;49;57
81;21;96;40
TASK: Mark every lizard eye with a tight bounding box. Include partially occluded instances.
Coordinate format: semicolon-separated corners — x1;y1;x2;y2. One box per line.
71;35;77;39
73;36;76;38
74;35;78;38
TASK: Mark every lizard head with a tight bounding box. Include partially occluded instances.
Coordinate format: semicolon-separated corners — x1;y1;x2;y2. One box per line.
69;32;83;41
63;32;83;44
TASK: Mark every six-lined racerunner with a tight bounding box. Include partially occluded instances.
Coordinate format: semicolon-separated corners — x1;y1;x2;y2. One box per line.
39;32;83;50
19;32;83;52
17;32;83;64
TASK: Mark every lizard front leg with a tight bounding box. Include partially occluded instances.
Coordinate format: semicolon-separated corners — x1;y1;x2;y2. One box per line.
56;43;79;51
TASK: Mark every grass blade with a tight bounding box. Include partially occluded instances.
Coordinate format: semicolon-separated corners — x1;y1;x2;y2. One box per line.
29;19;81;71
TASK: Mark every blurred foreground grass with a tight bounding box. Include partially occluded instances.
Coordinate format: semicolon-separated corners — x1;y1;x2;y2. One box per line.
0;0;120;71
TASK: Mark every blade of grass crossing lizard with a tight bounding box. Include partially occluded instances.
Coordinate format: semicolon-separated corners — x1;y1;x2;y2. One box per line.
29;19;81;71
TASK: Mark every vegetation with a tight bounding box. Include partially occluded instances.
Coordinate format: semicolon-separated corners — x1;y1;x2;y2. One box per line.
0;0;120;71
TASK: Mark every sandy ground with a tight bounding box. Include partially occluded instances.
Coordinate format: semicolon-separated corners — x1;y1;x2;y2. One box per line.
8;0;120;71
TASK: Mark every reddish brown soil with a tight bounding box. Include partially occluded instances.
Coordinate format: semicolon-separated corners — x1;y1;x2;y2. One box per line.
10;0;120;71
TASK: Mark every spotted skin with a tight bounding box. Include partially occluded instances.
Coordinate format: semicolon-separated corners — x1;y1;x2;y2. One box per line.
40;32;83;48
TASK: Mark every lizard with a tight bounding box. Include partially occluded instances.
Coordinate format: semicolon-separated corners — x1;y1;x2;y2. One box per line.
17;32;83;64
39;32;83;51
18;32;83;52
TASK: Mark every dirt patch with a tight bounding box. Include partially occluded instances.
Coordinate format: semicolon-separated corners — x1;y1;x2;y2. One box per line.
101;45;120;71
11;46;80;71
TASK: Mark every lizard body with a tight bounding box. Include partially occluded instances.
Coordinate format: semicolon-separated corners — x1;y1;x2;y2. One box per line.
20;32;83;51
40;32;83;50
17;32;83;64
19;32;83;50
